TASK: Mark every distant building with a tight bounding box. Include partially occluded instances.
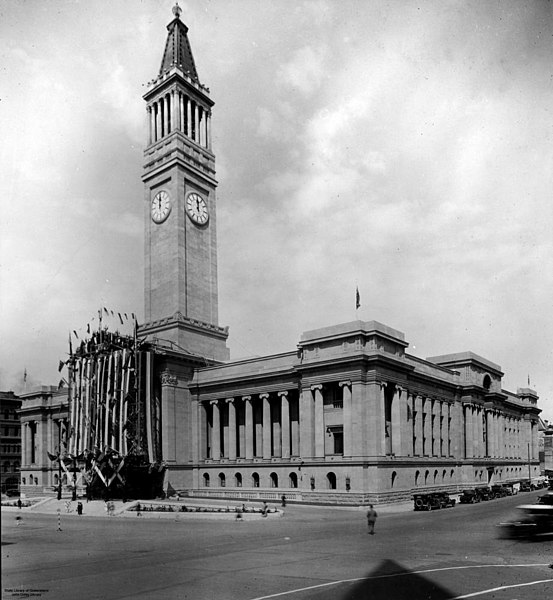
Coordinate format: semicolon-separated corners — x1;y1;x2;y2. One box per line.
19;386;69;496
0;391;22;493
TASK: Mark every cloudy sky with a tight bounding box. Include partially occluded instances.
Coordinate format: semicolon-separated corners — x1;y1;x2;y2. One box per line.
1;0;552;419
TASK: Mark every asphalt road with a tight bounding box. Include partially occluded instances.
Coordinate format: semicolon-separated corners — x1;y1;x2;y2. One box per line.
2;492;553;600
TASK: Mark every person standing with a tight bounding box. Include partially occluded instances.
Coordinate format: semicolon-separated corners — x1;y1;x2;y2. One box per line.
366;504;377;535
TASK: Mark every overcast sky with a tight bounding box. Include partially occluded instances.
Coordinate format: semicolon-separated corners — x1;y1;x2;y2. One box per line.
1;0;552;419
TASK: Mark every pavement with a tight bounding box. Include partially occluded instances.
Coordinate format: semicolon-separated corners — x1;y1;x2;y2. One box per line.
2;495;415;518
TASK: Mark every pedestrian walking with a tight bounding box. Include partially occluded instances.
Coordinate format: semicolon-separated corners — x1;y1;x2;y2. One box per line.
366;504;377;535
77;501;83;516
281;494;286;507
17;498;22;510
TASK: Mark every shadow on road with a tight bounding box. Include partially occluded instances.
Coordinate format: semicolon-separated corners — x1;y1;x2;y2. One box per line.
341;559;453;600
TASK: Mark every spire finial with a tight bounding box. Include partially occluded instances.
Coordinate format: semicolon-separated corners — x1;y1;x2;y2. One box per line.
172;2;182;19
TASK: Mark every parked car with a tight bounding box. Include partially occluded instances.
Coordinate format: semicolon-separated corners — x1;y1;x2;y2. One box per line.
433;492;456;508
5;489;20;497
413;493;443;511
475;487;492;501
459;489;480;504
491;485;510;498
519;480;532;492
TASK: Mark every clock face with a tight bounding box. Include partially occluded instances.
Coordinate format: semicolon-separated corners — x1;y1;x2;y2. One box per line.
186;192;209;225
151;190;171;223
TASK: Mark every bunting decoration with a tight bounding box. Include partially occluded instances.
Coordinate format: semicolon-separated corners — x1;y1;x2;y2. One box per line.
64;318;164;498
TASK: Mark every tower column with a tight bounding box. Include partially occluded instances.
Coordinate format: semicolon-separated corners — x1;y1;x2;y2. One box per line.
279;391;290;459
186;96;191;137
147;106;153;144
165;93;171;134
226;398;236;460
211;400;220;460
206;111;212;149
244;396;253;460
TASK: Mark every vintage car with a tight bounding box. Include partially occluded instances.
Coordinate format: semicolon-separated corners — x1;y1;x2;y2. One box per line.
459;489;480;504
490;485;510;498
475;487;493;501
413;492;455;511
497;504;553;539
519;480;533;492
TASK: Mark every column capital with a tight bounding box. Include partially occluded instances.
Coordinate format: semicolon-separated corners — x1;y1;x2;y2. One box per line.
209;399;219;406
160;371;178;386
259;393;270;400
242;395;251;402
225;397;234;404
310;384;323;392
278;391;288;398
338;381;351;389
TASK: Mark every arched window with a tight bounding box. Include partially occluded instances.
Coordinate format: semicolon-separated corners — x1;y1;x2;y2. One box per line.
442;469;447;482
252;472;260;488
424;470;429;485
270;472;278;488
450;469;454;480
235;473;242;487
219;473;226;487
289;473;298;488
22;477;26;485
415;470;420;486
203;473;210;487
433;470;438;484
391;471;397;488
483;375;491;390
327;472;337;490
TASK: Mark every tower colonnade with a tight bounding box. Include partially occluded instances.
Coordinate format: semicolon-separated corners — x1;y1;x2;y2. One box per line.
147;88;211;149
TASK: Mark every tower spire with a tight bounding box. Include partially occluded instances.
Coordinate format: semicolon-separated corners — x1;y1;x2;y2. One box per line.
159;2;199;81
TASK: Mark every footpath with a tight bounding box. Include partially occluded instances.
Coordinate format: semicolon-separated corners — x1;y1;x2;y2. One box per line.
2;495;414;518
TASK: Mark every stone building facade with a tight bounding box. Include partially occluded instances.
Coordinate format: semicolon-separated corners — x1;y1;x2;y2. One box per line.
16;6;543;504
19;386;70;496
1;391;22;493
178;321;541;503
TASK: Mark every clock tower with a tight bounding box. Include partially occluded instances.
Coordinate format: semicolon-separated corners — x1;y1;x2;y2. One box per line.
141;4;229;362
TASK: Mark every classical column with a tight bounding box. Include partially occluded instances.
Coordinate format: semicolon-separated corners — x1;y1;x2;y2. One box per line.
261;393;271;459
186;97;191;137
199;108;205;146
312;385;324;458
431;399;440;456
532;421;539;461
391;386;402;456
226;398;236;460
165;93;171;133
196;104;201;143
279;392;290;459
423;398;432;456
340;381;352;457
206;111;212;149
147;106;153;144
244;396;253;460
439;402;447;457
290;395;300;456
414;395;423;455
299;387;314;457
211;400;220;460
464;405;472;458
